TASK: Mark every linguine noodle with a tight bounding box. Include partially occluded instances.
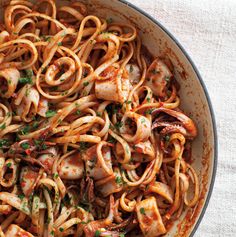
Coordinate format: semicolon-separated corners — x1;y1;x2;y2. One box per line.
0;1;199;236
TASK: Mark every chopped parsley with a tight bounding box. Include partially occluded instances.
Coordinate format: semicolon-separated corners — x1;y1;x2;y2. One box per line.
0;139;9;148
165;76;170;82
6;162;11;168
32;121;39;129
59;227;64;232
119;234;125;237
21;142;30;150
46;110;57;118
107;136;116;144
76;110;81;115
42;36;51;42
140;207;146;215
164;135;170;142
146;97;151;103
19;77;32;84
18;194;25;200
129;65;134;72
151;68;159;74
114;121;123;130
34;140;41;146
83;81;89;87
0;123;6;130
95;230;101;237
42;143;47;150
115;176;123;185
20;125;30;135
25;69;33;77
141;118;146;124
25;88;30;97
61;91;68;96
145;108;154;115
53;173;59;179
58;42;62;46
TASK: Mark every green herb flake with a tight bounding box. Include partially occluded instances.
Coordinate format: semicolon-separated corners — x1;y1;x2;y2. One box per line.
145;108;154;115
6;162;11;168
20;125;30;135
61;31;66;37
61;91;68;96
151;68;159;74
19;77;32;84
34;140;41;146
114;121;123;130
25;69;33;77
59;227;64;232
53;173;59;179
21;142;30;150
140;207;146;215
43;36;51;42
25;88;30;97
107;136;116;144
129;65;134;72
46;110;57;118
0;123;6;130
165;76;170;82
32;122;39;129
58;42;62;46
141;118;146;124
165;135;170;142
119;234;125;237
83;81;89;87
146;97;151;103
76;110;81;115
0;139;9;148
95;230;101;237
115;176;123;185
42;143;47;150
18;194;25;200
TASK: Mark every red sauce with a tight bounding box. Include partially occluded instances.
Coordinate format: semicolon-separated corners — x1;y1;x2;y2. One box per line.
21;181;26;187
142;214;153;226
24;170;38;180
68;153;81;166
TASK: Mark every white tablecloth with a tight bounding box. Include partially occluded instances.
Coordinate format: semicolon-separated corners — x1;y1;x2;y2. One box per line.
127;0;236;236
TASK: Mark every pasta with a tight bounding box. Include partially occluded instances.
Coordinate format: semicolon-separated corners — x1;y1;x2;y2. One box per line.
0;0;200;236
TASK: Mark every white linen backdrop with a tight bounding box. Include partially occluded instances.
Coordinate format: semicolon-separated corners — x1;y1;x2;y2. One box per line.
126;0;236;236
